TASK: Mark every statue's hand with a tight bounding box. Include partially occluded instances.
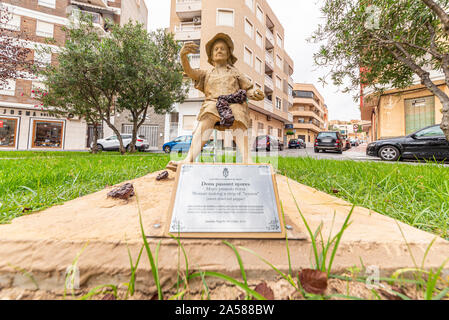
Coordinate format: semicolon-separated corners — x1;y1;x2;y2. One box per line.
248;89;265;101
180;42;199;58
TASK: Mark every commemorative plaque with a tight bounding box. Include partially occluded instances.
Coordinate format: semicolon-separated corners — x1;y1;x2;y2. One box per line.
165;164;286;239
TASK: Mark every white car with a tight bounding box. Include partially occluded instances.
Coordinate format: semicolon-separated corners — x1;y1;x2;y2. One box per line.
95;134;149;152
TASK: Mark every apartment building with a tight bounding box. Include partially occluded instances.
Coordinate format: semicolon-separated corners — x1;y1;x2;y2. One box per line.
289;83;328;146
167;0;295;147
0;0;148;151
362;78;448;142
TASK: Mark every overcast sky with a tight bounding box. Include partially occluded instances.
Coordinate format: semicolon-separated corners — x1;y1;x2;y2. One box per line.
144;0;360;121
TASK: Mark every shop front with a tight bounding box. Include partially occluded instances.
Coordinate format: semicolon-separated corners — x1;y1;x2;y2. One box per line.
0;106;87;151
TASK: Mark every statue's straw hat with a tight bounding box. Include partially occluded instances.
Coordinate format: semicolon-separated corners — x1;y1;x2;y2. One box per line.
205;33;238;66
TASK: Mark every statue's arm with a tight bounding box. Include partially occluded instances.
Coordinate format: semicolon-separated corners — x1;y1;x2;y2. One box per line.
180;42;202;82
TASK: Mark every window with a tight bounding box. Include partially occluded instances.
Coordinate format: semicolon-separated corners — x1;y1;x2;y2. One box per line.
415;125;444;137
255;83;262;91
255;57;262;74
217;9;234;27
275;76;282;89
0;14;21;31
278;128;282;138
276;55;283;68
36;21;54;38
245;0;254;10
0;80;16;96
256;31;263;48
0;118;18;147
405;96;435;135
276;33;283;48
38;0;56;9
256;5;264;23
276;97;282;110
268;126;273;135
32;120;64;148
258;122;264;134
244;46;253;66
34;50;52;66
244;18;254;39
183;115;196;131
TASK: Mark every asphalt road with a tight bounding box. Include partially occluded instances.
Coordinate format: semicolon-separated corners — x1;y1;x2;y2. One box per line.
279;144;374;161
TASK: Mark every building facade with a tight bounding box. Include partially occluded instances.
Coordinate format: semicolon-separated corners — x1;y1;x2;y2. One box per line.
289;83;328;146
0;0;148;151
168;0;294;148
362;80;448;141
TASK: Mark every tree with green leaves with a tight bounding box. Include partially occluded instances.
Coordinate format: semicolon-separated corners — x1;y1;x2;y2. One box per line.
111;25;187;153
37;15;186;154
311;0;449;140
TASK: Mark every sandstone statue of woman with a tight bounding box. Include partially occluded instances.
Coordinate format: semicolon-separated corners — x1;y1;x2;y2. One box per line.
166;33;265;171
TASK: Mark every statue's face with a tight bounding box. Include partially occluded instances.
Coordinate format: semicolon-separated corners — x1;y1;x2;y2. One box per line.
212;40;230;64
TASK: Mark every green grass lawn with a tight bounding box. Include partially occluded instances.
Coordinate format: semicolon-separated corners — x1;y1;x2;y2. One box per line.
1;151;448;240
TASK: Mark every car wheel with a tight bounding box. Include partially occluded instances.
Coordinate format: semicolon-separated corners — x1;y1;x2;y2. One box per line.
379;145;400;161
97;144;103;151
164;146;171;153
338;150;343;154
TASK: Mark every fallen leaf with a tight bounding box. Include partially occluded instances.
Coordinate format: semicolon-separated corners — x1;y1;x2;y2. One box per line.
299;269;328;295
107;183;134;200
156;171;169;181
332;189;339;194
254;281;275;300
22;207;32;213
378;288;403;300
102;293;116;300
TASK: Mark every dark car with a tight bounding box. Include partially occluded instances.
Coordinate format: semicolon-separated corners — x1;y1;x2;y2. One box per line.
366;125;449;161
162;135;192;153
343;136;351;150
314;131;344;154
254;135;284;152
288;139;305;149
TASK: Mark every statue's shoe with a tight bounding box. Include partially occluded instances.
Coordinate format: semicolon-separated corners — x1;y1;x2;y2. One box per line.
166;160;180;172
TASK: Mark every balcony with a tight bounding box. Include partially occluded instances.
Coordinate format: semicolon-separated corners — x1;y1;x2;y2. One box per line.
288;94;293;104
288;76;294;87
188;53;200;69
74;0;108;7
174;23;201;41
293;121;322;133
265;51;274;70
176;0;202;20
287;112;293;123
264;75;273;91
264;99;274;113
293;97;323;113
265;28;274;49
290;109;324;122
70;9;107;34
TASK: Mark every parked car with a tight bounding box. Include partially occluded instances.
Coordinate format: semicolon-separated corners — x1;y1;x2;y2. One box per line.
96;134;149;152
366;125;449;161
288;139;306;149
351;139;359;147
314;131;344;154
253;135;284;152
163;135;192;153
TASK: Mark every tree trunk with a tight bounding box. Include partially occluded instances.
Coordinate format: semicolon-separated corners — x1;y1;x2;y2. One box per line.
130;119;138;154
103;118;126;154
91;122;99;154
441;101;449;141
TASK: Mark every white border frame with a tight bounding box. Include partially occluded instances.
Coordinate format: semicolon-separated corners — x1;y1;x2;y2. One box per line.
0;115;20;149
